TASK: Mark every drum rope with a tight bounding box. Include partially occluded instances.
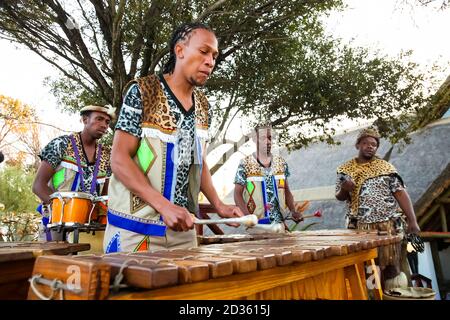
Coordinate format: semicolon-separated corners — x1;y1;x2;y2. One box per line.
111;258;140;292
29;274;64;300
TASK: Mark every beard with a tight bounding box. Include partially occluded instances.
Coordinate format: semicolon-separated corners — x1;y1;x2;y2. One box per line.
188;75;207;87
361;151;375;160
90;130;104;140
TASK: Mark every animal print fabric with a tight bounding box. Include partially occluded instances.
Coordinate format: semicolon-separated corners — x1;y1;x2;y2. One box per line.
234;155;291;223
115;75;211;209
39;133;111;196
336;173;404;223
39;135;71;169
115;84;143;138
337;158;399;219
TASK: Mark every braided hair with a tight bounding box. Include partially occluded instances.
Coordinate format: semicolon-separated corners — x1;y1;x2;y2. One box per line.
162;22;215;74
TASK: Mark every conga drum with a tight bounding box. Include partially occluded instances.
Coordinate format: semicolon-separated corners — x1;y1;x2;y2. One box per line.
48;192;94;227
91;195;108;225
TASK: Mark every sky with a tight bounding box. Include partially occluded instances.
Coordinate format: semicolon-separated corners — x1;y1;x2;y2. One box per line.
1;0;449;194
327;0;450;71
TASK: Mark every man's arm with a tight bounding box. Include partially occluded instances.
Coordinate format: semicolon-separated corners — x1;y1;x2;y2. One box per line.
200;157;243;219
111;130;194;231
32;161;56;204
335;175;354;201
284;180;304;222
284;179;296;213
233;184;251;216
393;189;420;234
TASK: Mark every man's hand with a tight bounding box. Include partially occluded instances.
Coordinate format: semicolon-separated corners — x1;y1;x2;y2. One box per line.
291;211;304;223
341;178;356;193
159;203;194;232
407;220;421;235
215;203;244;227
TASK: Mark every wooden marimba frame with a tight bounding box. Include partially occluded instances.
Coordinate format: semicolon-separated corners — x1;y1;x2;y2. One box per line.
27;230;399;300
0;241;90;300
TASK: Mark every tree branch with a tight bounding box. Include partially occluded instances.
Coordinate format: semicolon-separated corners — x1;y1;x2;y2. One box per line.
196;0;227;21
76;0;110;74
43;0;113;99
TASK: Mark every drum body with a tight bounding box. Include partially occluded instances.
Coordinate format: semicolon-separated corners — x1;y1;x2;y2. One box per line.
92;196;108;224
49;192;94;226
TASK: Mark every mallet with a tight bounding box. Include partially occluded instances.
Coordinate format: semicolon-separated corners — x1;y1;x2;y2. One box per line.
248;223;285;234
193;214;258;227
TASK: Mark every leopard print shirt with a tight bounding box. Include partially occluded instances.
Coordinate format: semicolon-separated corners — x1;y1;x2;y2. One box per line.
234;157;291;223
336;173;404;223
39;134;112;196
116;77;211;209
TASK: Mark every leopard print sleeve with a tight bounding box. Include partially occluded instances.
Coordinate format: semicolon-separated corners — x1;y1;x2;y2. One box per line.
115;83;143;138
389;174;405;193
234;160;247;186
38;135;70;169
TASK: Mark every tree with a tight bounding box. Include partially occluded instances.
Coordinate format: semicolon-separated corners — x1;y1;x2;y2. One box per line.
0;0;342;112
417;0;449;9
0;165;40;241
0;0;440;163
0;95;44;168
0;94;37;161
0;165;38;213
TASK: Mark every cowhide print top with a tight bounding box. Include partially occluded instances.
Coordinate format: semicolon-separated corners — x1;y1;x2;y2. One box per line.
38;132;111;196
234;154;291;223
336;173;405;223
115;75;212;209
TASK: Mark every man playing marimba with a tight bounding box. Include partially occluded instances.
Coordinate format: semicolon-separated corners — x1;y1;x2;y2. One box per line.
335;127;421;288
234;124;303;229
104;22;243;253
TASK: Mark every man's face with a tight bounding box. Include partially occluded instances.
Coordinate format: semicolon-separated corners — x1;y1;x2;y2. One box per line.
83;111;111;139
356;136;378;160
176;29;219;86
256;128;272;155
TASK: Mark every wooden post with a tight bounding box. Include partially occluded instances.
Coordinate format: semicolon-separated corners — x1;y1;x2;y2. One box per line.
419;204;440;228
370;259;383;300
439;205;448;232
198;204;224;235
344;263;368;300
430;240;445;299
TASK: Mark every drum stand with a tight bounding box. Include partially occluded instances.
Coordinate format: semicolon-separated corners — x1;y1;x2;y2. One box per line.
49;223;106;243
47;195;107;244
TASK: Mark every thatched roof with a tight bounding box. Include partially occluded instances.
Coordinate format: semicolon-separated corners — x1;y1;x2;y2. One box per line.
414;163;450;219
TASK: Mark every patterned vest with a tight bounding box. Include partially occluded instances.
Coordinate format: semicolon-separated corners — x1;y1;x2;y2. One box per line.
107;74;210;236
337;157;399;218
241;155;288;224
49;133;110;195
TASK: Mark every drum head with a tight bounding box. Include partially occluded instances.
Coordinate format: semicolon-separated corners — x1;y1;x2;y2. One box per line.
49;191;95;201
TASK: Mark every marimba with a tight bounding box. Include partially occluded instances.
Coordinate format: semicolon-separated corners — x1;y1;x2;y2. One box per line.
27;230;401;300
0;241;90;300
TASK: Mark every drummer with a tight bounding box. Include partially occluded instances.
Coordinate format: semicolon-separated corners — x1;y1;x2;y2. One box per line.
32;105;115;243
